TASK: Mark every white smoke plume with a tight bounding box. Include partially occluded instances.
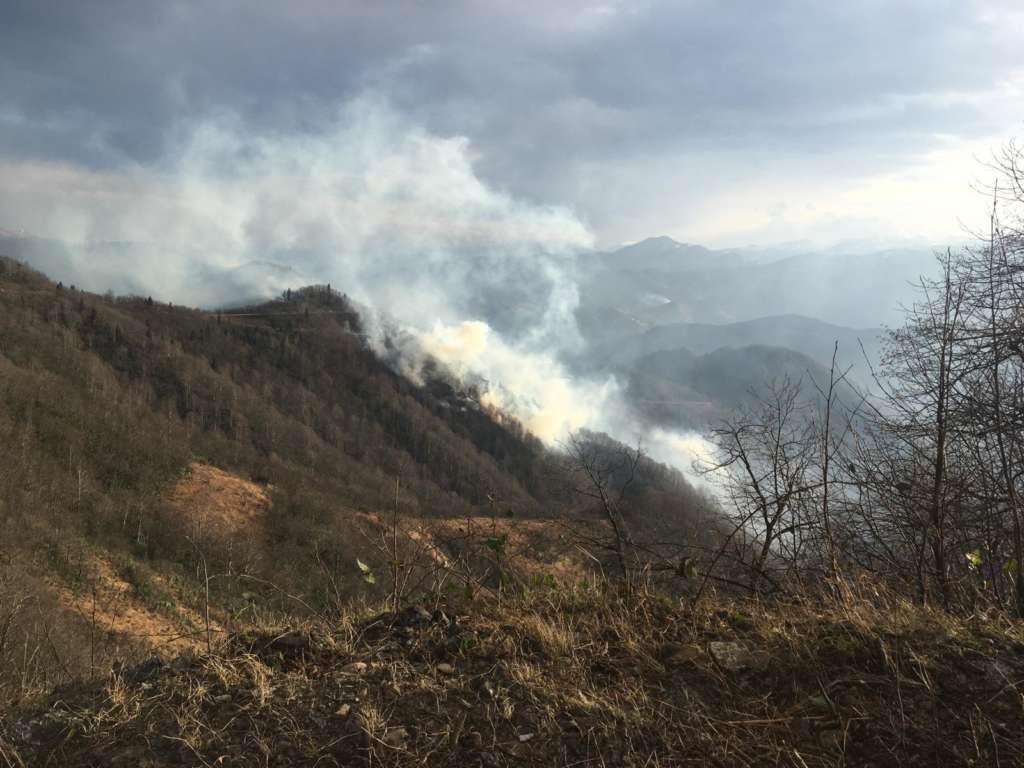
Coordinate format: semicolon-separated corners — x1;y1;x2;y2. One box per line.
0;94;714;482
411;320;620;443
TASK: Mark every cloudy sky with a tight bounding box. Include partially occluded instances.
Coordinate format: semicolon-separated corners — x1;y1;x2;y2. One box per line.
3;0;1024;248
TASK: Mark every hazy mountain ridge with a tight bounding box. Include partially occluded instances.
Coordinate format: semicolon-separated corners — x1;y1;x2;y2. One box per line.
593;313;879;365
2;230;938;328
3;229;900;428
579;235;939;328
570;236;920;410
625;343;863;429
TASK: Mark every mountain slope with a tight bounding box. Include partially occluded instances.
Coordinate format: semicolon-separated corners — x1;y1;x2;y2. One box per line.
583;314;881;382
0;256;711;701
2;261;1022;768
626;344;862;428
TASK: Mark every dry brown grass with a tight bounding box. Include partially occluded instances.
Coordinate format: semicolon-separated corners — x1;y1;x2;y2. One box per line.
4;578;1023;767
46;555;208;655
167;463;271;539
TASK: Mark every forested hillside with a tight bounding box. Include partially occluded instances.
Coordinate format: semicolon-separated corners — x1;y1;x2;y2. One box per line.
0;257;711;704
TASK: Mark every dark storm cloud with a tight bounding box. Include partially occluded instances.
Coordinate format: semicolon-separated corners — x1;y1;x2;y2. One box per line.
1;0;1021;236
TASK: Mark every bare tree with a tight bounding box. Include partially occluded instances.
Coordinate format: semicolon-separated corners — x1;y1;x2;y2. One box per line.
948;189;1024;613
846;253;968;607
703;376;819;594
562;433;641;582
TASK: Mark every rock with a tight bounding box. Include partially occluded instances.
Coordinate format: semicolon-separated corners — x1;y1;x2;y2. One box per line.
384;726;409;748
518;732;535;742
709;640;765;672
342;661;368;674
436;662;455;675
659;642;702;666
118;656;164;683
170;652;196;672
335;703;352;718
20;711;78;746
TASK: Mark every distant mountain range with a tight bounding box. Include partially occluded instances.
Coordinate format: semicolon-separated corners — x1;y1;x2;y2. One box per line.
577;235;940;329
569;235;934;424
592;236;757;273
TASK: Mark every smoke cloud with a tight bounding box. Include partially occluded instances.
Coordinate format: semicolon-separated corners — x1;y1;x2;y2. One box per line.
411;319;620;443
0;94;713;482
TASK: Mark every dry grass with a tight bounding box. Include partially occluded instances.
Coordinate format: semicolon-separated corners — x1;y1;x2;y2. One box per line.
4;579;1024;766
46;555;208;655
167;463;271;540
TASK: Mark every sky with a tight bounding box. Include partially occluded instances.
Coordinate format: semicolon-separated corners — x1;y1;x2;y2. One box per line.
3;0;1024;249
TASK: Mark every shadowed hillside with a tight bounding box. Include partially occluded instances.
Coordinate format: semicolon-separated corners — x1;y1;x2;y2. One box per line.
583;314;881;382
624;344;863;429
